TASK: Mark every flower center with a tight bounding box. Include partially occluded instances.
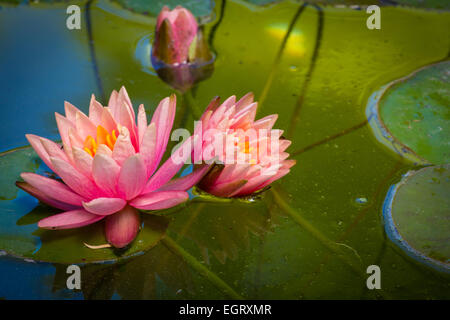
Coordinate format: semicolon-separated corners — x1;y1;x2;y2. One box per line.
235;138;257;165
83;125;117;157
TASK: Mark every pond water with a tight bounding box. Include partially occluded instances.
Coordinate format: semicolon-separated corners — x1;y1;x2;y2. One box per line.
0;0;449;299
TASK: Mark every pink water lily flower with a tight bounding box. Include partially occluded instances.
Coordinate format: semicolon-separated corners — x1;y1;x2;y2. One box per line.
196;93;296;197
17;87;202;248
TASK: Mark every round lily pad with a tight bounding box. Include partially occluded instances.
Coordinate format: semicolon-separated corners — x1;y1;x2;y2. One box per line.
112;0;214;18
383;164;450;273
0;146;169;264
367;61;450;165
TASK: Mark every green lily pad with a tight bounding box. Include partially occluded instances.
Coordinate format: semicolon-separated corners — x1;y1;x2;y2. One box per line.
367;61;450;165
169;197;273;264
0;147;40;200
0;146;169;264
383;164;450;273
112;0;214;18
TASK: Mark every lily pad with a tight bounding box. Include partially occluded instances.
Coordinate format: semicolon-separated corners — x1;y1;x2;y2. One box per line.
0;147;40;200
112;0;215;18
0;146;169;264
383;164;450;273
367;61;450;165
169;196;273;264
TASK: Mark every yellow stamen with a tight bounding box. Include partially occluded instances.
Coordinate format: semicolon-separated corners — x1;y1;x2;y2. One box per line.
83;126;118;157
106;135;114;150
96;125;109;145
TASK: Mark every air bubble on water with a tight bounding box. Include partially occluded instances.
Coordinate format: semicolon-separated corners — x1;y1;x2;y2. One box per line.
355;197;368;204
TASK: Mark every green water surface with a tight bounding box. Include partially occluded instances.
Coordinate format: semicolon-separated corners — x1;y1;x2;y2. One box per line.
0;0;449;299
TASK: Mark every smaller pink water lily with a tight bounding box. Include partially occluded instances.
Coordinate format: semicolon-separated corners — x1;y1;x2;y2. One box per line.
17;87;202;248
196;93;296;197
151;6;214;92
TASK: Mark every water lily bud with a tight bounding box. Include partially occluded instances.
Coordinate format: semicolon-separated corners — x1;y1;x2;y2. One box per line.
151;6;214;92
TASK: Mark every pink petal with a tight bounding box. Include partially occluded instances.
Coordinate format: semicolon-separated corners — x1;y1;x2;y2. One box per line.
230;174;271;196
72;147;93;177
26;134;53;170
55;112;75;157
105;206;140;248
108;90;119;119
158;164;211;191
38;209;104;230
253;114;278;130
89;94;104;125
68;128;84;150
100;107;117;133
279;139;292;152
21;172;85;206
119;86;135;120
96;144;113;157
172;9;198;62
64;101;81;123
209;96;235;127
139;123;157;177
40;137;69;163
149;94;176;174
204;179;248;197
112;126;136;166
282;159;296;170
200;96;220;123
235;92;254;112
230;102;257;129
92;153;120;196
16;181;80;211
144;135;195;193
130;191;188;210
247;168;291;196
75;110;97;139
216;164;249;184
82;197;127;215
117;87;138;149
117;154;147;200
137;104;147;146
50;157;101;200
156;6;171;29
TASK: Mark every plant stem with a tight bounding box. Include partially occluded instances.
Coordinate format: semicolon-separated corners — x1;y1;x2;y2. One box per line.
162;236;244;300
271;186;362;274
258;2;308;113
271;186;389;299
183;89;202;120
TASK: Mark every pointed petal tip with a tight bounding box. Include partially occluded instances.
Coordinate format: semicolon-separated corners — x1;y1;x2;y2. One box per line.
82;197;127;216
38;210;104;230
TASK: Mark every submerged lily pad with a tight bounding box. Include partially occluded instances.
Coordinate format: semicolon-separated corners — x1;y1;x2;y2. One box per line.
0;147;40;200
367;61;450;165
0;146;169;264
112;0;215;18
383;164;450;273
169;197;273;264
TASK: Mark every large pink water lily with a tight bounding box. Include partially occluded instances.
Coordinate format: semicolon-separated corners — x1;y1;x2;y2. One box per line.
196;93;296;197
17;87;203;248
